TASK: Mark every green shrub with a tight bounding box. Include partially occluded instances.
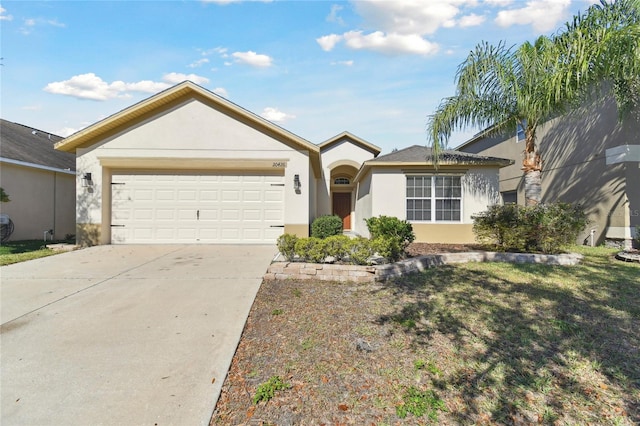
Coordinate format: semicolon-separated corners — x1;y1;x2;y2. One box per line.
348;237;374;265
294;237;327;263
311;215;343;239
371;236;403;262
473;203;588;254
365;216;415;261
276;234;298;261
323;234;351;261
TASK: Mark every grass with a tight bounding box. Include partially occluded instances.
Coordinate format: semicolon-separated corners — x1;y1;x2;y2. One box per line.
213;246;640;424
0;240;64;266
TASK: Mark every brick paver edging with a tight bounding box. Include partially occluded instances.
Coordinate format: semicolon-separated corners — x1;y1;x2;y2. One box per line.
264;251;583;283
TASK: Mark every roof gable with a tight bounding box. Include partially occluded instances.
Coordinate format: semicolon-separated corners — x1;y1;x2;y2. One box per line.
54;81;321;176
0;119;75;171
318;131;381;156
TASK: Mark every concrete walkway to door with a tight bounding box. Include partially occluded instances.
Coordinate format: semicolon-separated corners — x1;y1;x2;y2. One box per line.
1;245;276;426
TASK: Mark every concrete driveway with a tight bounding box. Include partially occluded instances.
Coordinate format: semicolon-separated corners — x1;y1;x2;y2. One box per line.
0;244;276;426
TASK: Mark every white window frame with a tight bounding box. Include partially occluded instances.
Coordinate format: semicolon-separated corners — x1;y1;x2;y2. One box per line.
406;175;463;222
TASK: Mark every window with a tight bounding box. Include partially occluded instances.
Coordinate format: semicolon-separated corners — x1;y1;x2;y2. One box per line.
502;191;517;204
334;177;350;185
517;120;527;142
406;176;461;222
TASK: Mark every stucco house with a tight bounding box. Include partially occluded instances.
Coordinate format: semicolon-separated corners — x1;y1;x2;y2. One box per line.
457;95;640;248
55;81;511;246
0;119;76;241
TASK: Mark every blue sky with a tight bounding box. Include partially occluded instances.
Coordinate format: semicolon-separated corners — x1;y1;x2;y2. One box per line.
1;0;598;154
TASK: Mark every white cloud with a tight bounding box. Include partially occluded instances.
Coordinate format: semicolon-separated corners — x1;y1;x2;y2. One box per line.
458;13;485;27
188;58;210;68
1;6;13;21
484;0;512;5
316;34;342;52
56;126;81;137
260;107;295;123
47;19;65;28
343;31;439;56
161;72;210;85
212;87;228;97
317;1;478;55
495;0;572;32
353;0;477;36
43;72;209;101
232;51;273;67
332;60;354;66
327;4;345;25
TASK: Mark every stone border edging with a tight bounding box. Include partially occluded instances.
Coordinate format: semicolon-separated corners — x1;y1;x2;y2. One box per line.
264;251;583;283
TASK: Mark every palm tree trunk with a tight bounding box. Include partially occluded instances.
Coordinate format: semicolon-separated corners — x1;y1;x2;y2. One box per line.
522;126;542;205
524;169;542;205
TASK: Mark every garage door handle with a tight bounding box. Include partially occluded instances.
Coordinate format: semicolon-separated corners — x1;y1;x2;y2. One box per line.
270;225;285;228
197;210;200;220
111;224;125;227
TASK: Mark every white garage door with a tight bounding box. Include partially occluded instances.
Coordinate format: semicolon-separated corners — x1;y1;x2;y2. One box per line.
111;172;285;244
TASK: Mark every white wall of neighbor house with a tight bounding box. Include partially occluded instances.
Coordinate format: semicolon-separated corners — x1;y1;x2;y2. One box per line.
74;98;313;243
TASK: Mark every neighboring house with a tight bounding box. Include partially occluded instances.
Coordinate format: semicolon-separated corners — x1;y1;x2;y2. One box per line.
457;96;640;248
55;81;511;246
0;119;76;241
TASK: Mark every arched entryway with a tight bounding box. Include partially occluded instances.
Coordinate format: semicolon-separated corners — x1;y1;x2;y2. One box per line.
330;164;358;230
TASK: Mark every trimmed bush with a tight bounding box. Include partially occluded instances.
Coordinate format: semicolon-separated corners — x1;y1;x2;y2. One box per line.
348;237;374;265
365;215;415;261
473;203;588;254
323;235;351;261
371;236;403;262
294;237;327;263
311;215;343;239
277;234;298;261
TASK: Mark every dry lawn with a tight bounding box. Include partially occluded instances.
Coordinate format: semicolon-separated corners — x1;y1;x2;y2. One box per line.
212;246;639;425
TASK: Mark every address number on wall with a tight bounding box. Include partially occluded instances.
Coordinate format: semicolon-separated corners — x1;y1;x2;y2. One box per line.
272;161;287;168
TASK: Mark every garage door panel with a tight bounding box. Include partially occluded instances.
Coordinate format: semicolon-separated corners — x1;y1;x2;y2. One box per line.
111;172;284;244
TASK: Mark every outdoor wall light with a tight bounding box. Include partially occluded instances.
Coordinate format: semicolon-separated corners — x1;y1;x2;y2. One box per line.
82;172;93;187
293;174;301;192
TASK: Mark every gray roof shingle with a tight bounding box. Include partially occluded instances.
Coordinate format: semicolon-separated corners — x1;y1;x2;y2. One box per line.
0;119;75;171
370;144;512;165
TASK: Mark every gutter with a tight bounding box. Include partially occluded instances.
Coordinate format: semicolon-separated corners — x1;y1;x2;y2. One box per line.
0;157;76;175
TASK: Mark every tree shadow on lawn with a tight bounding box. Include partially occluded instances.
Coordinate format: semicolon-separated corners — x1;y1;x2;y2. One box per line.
377;252;639;424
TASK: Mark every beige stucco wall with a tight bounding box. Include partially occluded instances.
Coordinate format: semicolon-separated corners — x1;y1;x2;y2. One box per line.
459;96;639;246
354;172;373;236
0;162;75;241
75;98;313;245
317;139;376;221
354;166;501;243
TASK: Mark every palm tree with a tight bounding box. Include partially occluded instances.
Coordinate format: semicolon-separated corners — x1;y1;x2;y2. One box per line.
427;0;639;205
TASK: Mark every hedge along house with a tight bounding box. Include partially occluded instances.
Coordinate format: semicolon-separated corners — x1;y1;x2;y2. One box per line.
353;146;513;242
55;81;511;246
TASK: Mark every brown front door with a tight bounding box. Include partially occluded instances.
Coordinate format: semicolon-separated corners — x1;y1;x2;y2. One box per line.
333;192;351;230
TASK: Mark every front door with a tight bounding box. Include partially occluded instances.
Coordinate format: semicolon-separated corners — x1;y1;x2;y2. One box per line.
332;192;351;230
